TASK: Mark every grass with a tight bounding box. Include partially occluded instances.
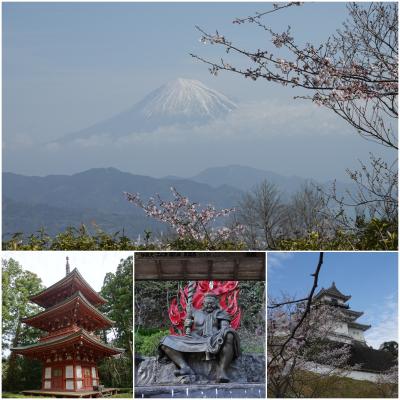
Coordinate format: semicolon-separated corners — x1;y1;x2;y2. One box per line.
111;392;133;398
111;389;133;398
268;370;398;398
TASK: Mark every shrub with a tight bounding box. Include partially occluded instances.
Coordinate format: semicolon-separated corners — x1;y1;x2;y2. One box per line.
135;329;170;356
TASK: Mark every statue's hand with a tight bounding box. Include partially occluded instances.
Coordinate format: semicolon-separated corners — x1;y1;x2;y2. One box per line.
184;318;193;328
220;320;230;329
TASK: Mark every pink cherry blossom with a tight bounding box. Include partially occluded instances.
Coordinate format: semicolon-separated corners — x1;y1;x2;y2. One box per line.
125;187;243;245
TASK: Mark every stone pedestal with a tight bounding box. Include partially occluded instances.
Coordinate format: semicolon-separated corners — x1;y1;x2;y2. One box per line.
135;353;265;386
135;383;266;398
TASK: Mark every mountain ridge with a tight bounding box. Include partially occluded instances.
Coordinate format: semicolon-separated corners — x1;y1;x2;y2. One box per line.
2;167;243;239
3;165;354;239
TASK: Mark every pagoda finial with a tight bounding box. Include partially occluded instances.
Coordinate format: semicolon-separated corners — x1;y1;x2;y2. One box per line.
332;281;336;287
66;257;70;275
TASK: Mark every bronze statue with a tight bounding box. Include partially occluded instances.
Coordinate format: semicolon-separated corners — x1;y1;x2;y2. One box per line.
159;293;240;383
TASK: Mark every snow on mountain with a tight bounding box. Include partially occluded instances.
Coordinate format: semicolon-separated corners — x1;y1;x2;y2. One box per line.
57;78;237;143
137;78;237;118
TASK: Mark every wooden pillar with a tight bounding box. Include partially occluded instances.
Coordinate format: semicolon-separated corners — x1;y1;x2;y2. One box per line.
41;365;45;390
73;360;77;391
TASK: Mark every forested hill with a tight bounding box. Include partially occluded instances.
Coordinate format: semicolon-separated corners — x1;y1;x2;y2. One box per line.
3;166;354;240
2;168;242;238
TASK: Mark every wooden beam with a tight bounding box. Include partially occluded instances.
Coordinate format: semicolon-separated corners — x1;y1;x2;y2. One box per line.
155;260;162;280
233;259;239;281
135;253;266;280
181;260;188;279
207;260;213;281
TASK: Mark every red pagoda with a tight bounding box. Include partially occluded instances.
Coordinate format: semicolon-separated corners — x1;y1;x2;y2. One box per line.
12;258;123;393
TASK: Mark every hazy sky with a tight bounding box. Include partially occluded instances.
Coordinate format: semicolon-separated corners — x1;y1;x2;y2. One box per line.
3;2;395;180
268;252;398;349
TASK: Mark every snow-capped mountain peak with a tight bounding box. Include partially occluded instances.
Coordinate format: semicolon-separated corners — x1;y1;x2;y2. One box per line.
137;78;237;119
57;78;237;143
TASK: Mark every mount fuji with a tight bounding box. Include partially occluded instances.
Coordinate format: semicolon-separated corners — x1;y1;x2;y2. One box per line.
56;78;237;143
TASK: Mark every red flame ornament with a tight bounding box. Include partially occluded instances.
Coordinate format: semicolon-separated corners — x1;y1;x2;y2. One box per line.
168;281;241;335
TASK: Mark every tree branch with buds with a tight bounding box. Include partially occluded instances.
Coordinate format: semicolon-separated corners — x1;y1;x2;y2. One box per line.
125;187;244;248
192;2;398;150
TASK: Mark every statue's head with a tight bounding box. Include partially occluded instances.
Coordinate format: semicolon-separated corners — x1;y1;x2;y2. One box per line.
202;293;219;313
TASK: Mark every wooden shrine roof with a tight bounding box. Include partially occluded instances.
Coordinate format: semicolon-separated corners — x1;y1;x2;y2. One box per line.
134;252;265;280
23;291;114;331
12;328;123;356
30;268;107;308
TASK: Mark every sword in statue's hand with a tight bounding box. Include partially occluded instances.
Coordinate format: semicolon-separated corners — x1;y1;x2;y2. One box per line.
184;281;196;336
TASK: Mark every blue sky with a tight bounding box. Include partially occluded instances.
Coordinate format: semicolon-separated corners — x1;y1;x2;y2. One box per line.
268;252;398;349
3;2;394;178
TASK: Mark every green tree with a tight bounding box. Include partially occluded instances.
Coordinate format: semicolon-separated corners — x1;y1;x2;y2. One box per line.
2;258;44;392
380;341;398;358
98;256;133;388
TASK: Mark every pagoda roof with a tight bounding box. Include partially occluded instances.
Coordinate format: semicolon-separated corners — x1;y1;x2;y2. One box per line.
314;282;351;302
30;268;107;308
22;291;114;331
348;321;371;332
12;328;123;356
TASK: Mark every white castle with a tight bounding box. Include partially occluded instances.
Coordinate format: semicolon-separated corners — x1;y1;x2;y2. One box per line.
314;282;370;346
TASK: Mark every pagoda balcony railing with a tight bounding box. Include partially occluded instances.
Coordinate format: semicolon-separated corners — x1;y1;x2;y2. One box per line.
40;327;103;343
40;326;80;341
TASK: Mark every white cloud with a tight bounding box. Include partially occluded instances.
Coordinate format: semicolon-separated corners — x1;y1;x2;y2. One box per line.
6;97;391;181
267;252;294;271
364;294;398;349
62;99;351;150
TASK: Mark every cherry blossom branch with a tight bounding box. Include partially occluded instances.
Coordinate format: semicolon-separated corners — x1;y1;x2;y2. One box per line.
193;2;398;150
124;187;244;246
232;2;301;25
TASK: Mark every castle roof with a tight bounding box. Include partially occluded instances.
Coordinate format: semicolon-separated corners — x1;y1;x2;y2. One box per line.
348;321;371;332
314;282;351;302
345;309;364;319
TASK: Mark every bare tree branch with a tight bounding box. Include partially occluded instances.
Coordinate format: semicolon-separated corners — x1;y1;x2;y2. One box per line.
268;252;324;367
